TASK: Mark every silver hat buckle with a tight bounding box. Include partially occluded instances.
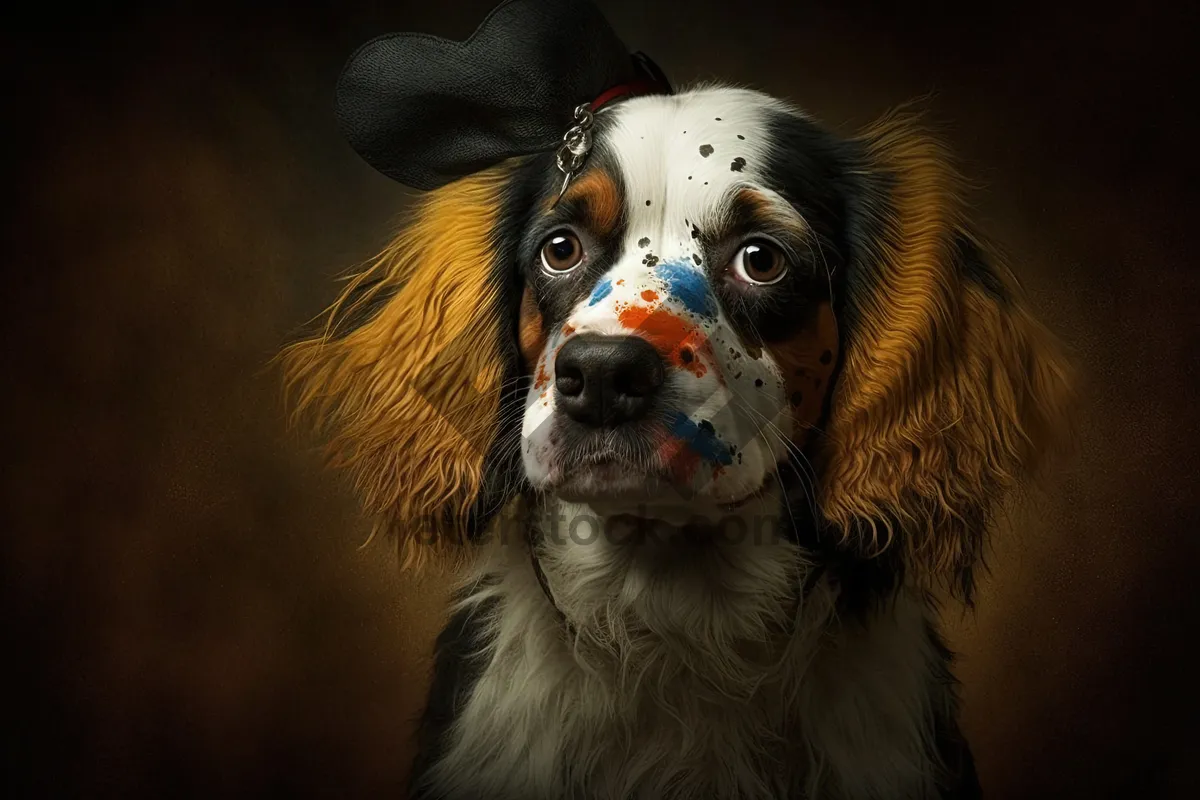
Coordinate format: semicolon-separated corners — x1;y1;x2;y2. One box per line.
552;103;595;207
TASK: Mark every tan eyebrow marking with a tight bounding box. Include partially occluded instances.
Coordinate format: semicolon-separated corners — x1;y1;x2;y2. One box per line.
554;168;623;236
731;187;809;237
518;285;546;372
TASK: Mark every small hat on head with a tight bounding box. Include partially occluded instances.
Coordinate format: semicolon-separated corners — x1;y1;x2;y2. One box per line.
335;0;673;191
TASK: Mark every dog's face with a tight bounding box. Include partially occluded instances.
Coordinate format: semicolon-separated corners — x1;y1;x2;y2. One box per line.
519;91;840;524
284;86;1073;598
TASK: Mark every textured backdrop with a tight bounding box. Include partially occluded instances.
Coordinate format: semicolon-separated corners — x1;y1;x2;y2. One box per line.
4;1;1198;797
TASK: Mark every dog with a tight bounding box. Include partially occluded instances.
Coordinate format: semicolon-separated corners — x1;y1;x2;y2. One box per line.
282;3;1074;798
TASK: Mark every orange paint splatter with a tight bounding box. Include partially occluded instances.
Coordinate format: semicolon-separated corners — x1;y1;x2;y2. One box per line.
618;304;712;378
616;279;625;286
561;324;575;337
641;289;659;302
534;361;550;390
658;436;701;484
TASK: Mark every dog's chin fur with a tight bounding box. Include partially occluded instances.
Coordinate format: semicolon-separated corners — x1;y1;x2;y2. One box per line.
540;491;801;632
416;491;957;800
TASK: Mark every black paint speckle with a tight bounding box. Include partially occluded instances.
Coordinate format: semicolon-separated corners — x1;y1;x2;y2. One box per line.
819;349;833;365
737;453;743;464
754;378;764;388
790;391;804;407
690;223;701;239
680;348;694;364
737;134;745;140
715;117;722;121
699;420;716;436
688;175;693;180
642;253;659;267
638;237;651;248
730;157;747;172
699;144;714;157
703;181;709;185
692;253;702;265
645;199;652;206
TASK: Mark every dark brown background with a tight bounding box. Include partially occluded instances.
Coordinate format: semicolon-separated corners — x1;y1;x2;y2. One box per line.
4;1;1198;797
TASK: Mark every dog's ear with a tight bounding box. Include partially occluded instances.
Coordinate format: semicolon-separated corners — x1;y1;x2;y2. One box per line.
281;165;530;571
817;110;1076;602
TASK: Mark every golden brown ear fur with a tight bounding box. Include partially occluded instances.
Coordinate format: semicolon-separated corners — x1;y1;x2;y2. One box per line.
280;167;515;571
818;110;1076;601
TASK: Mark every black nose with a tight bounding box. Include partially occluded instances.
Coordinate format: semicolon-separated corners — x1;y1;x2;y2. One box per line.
554;334;665;427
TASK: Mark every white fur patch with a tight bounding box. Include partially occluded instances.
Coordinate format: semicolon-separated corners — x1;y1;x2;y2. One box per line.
600;85;790;238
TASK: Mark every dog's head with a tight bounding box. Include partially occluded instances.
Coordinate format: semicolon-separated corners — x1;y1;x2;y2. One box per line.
518;91;841;521
283;82;1073;601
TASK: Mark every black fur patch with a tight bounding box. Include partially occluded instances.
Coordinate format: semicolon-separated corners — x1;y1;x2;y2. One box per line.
465;153;556;538
408;594;500;797
925;622;983;799
750;114;916;615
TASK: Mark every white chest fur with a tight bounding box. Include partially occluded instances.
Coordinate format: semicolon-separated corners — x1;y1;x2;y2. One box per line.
419;512;949;800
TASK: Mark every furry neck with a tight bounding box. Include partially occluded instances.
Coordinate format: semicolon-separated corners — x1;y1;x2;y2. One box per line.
478;492;833;691
435;496;944;800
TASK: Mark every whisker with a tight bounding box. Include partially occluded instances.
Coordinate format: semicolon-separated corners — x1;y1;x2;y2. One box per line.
720;389;801;538
725;390;821;532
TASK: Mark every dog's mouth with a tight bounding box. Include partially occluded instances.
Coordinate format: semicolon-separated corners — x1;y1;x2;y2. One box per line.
552;450;669;504
548;441;776;528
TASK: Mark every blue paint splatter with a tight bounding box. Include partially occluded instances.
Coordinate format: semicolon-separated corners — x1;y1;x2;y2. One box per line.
655;262;716;319
588;279;613;306
668;411;734;465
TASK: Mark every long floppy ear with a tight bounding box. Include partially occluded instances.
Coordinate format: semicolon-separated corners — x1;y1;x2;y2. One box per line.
281;165;529;571
818;109;1076;602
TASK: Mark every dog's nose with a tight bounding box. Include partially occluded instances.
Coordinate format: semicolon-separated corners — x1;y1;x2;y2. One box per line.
554;334;665;427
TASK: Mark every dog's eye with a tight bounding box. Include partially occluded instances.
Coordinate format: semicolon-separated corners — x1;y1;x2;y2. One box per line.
730;241;787;285
540;231;584;273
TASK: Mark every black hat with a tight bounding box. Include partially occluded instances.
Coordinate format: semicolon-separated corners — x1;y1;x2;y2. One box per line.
335;0;673;191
